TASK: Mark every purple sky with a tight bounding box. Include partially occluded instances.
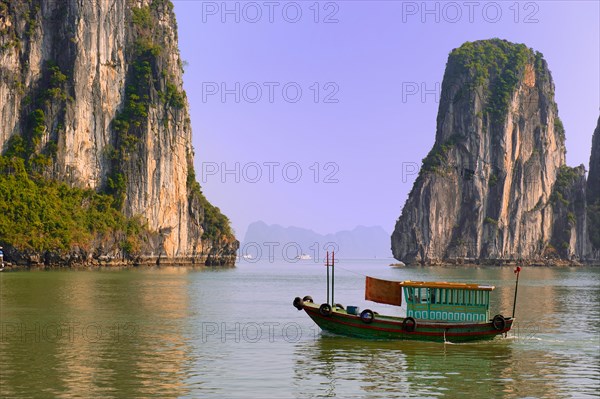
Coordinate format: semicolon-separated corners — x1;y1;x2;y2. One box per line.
172;0;600;238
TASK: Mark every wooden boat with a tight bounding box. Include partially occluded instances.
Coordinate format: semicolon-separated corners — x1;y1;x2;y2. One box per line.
293;253;519;343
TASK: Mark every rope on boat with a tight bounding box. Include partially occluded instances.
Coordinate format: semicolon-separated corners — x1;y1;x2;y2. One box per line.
330;264;370;278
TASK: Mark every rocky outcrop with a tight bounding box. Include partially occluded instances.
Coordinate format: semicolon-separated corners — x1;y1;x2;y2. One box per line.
549;166;588;260
392;39;594;265
0;0;237;265
588;117;600;203
587;117;600;258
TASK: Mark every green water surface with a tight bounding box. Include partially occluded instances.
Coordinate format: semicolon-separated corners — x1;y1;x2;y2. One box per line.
1;261;598;398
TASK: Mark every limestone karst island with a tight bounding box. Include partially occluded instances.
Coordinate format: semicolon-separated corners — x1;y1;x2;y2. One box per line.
0;0;238;268
392;40;600;266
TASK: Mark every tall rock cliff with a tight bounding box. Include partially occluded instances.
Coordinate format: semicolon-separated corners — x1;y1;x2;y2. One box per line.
391;39;591;265
548;165;589;260
587;117;600;257
0;0;237;265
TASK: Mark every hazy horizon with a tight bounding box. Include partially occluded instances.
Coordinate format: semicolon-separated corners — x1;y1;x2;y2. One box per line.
243;220;391;238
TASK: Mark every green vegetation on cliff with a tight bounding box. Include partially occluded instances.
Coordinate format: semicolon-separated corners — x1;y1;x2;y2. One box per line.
187;168;233;241
551;165;581;207
0;156;144;254
421;136;459;175
449;39;532;124
4;60;68;174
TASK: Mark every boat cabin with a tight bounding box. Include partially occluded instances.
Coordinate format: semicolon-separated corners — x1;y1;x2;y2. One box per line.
399;281;494;322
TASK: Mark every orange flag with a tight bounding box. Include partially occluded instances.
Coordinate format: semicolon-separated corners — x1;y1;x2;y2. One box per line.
365;276;402;306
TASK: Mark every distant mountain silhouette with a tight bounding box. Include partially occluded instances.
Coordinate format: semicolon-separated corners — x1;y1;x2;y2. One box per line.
242;221;392;259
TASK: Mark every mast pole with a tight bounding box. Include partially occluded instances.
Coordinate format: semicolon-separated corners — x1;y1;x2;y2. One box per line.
512;266;521;318
332;251;335;307
326;251;330;305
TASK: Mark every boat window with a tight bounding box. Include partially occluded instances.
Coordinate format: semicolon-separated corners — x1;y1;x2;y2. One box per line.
405;287;414;303
420;288;428;303
410;287;417;304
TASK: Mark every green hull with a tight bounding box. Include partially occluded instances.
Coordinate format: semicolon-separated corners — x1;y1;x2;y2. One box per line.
302;302;513;343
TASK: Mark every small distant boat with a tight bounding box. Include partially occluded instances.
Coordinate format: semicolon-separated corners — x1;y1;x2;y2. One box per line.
296;254;312;260
293;253;519;343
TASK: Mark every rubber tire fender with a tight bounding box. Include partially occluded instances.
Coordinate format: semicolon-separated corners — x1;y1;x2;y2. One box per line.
492;314;506;331
402;317;417;332
319;303;333;316
293;297;304;311
360;309;375;324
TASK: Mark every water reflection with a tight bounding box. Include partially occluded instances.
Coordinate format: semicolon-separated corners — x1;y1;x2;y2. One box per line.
292;336;585;398
0;269;193;397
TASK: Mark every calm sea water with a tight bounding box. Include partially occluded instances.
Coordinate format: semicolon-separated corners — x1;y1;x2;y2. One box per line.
1;260;599;398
